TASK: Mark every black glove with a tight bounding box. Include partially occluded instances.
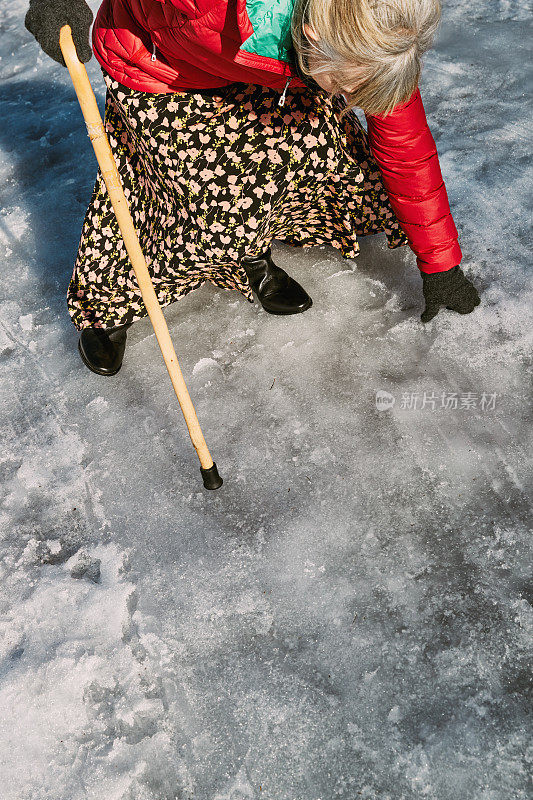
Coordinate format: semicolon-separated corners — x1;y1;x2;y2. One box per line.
25;0;93;67
421;265;481;323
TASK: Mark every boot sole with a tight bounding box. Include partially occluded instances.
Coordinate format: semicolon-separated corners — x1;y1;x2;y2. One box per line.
260;297;313;316
78;339;122;377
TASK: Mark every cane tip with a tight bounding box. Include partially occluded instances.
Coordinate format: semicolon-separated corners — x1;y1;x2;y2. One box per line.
200;462;223;490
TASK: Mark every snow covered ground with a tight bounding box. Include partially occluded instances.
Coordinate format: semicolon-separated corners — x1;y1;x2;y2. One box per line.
0;1;531;798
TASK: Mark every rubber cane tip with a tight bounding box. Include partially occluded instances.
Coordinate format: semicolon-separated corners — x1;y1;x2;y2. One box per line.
200;462;223;490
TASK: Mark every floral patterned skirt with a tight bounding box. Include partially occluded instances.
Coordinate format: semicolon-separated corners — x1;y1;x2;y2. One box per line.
68;71;407;330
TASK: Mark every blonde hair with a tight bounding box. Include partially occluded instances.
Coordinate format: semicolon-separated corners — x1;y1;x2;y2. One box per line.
291;0;441;116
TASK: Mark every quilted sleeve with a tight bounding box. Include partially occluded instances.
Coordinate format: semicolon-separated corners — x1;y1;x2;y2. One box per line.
365;89;462;273
151;0;217;14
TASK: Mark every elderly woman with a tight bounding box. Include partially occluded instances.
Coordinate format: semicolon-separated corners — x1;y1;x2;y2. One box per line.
26;0;480;376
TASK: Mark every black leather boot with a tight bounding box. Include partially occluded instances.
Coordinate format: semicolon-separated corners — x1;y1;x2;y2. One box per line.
78;323;132;376
241;247;312;315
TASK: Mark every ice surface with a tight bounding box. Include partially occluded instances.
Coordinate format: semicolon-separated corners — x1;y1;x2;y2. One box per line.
0;1;532;799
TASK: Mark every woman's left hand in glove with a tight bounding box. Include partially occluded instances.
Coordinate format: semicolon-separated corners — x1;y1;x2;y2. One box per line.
421;265;481;323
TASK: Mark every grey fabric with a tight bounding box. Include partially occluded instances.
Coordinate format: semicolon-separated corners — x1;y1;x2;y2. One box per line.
421;265;481;322
25;0;93;66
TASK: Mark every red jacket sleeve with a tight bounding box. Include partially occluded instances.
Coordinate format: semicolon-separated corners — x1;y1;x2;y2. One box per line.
365;89;462;273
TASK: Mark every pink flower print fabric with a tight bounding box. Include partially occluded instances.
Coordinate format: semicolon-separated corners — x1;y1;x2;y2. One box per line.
68;73;407;330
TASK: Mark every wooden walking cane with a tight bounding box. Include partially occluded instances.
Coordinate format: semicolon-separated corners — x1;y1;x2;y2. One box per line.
59;25;223;490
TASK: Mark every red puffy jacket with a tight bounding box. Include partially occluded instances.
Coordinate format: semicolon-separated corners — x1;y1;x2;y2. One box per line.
93;0;462;273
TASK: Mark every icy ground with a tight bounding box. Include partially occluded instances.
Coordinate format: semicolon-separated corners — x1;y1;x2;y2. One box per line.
1;1;532;798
